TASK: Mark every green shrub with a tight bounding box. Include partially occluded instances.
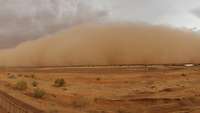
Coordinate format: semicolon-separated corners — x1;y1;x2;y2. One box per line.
15;80;28;90
32;81;38;87
33;88;45;98
54;78;65;87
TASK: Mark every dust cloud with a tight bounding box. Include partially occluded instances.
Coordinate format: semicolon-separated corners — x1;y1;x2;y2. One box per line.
0;23;200;66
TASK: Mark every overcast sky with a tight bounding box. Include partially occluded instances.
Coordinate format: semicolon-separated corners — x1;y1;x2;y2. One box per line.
1;0;200;48
92;0;200;29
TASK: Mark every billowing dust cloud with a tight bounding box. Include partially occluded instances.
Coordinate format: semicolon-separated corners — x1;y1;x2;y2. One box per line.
0;23;200;66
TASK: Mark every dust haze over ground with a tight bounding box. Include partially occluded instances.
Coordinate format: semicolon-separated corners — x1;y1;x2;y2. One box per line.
0;23;200;66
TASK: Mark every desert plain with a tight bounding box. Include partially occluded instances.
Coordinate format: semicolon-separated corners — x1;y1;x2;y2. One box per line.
0;65;200;113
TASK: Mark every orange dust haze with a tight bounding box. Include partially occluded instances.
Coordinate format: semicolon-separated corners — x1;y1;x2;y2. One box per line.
0;23;200;66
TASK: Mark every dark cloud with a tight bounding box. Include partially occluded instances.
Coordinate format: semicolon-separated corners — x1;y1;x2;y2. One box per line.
192;7;200;18
0;0;109;48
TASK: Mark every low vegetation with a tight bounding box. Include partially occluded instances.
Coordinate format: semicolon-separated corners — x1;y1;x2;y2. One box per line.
117;109;131;113
96;77;101;81
24;74;35;78
181;73;187;77
88;110;106;113
33;88;46;98
54;78;65;87
30;74;35;79
17;74;22;77
15;80;28;90
48;107;59;113
71;96;90;109
8;74;16;79
32;81;38;87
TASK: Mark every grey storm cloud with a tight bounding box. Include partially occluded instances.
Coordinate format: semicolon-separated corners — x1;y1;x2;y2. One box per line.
0;0;108;48
1;0;200;48
192;7;200;18
93;0;200;30
99;0;200;23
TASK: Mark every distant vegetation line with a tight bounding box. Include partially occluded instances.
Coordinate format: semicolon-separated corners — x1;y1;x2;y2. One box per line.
0;63;199;68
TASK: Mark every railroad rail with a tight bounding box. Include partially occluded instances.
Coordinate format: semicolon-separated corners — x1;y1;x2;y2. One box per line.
0;90;44;113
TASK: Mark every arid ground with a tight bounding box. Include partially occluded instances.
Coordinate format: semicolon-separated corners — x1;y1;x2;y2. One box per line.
0;65;200;113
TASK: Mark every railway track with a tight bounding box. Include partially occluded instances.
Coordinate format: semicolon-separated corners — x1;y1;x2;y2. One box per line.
0;90;44;113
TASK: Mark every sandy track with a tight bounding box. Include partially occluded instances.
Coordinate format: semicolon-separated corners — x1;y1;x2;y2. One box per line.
0;89;44;113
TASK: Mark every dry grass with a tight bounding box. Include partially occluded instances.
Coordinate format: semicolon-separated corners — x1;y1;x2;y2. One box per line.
32;81;38;87
15;80;28;90
33;88;46;98
54;78;65;87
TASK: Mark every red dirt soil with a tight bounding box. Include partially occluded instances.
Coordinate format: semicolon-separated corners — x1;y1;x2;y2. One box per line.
0;65;200;113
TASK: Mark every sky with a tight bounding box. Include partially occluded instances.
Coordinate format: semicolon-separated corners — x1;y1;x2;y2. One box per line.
91;0;200;29
1;0;200;48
